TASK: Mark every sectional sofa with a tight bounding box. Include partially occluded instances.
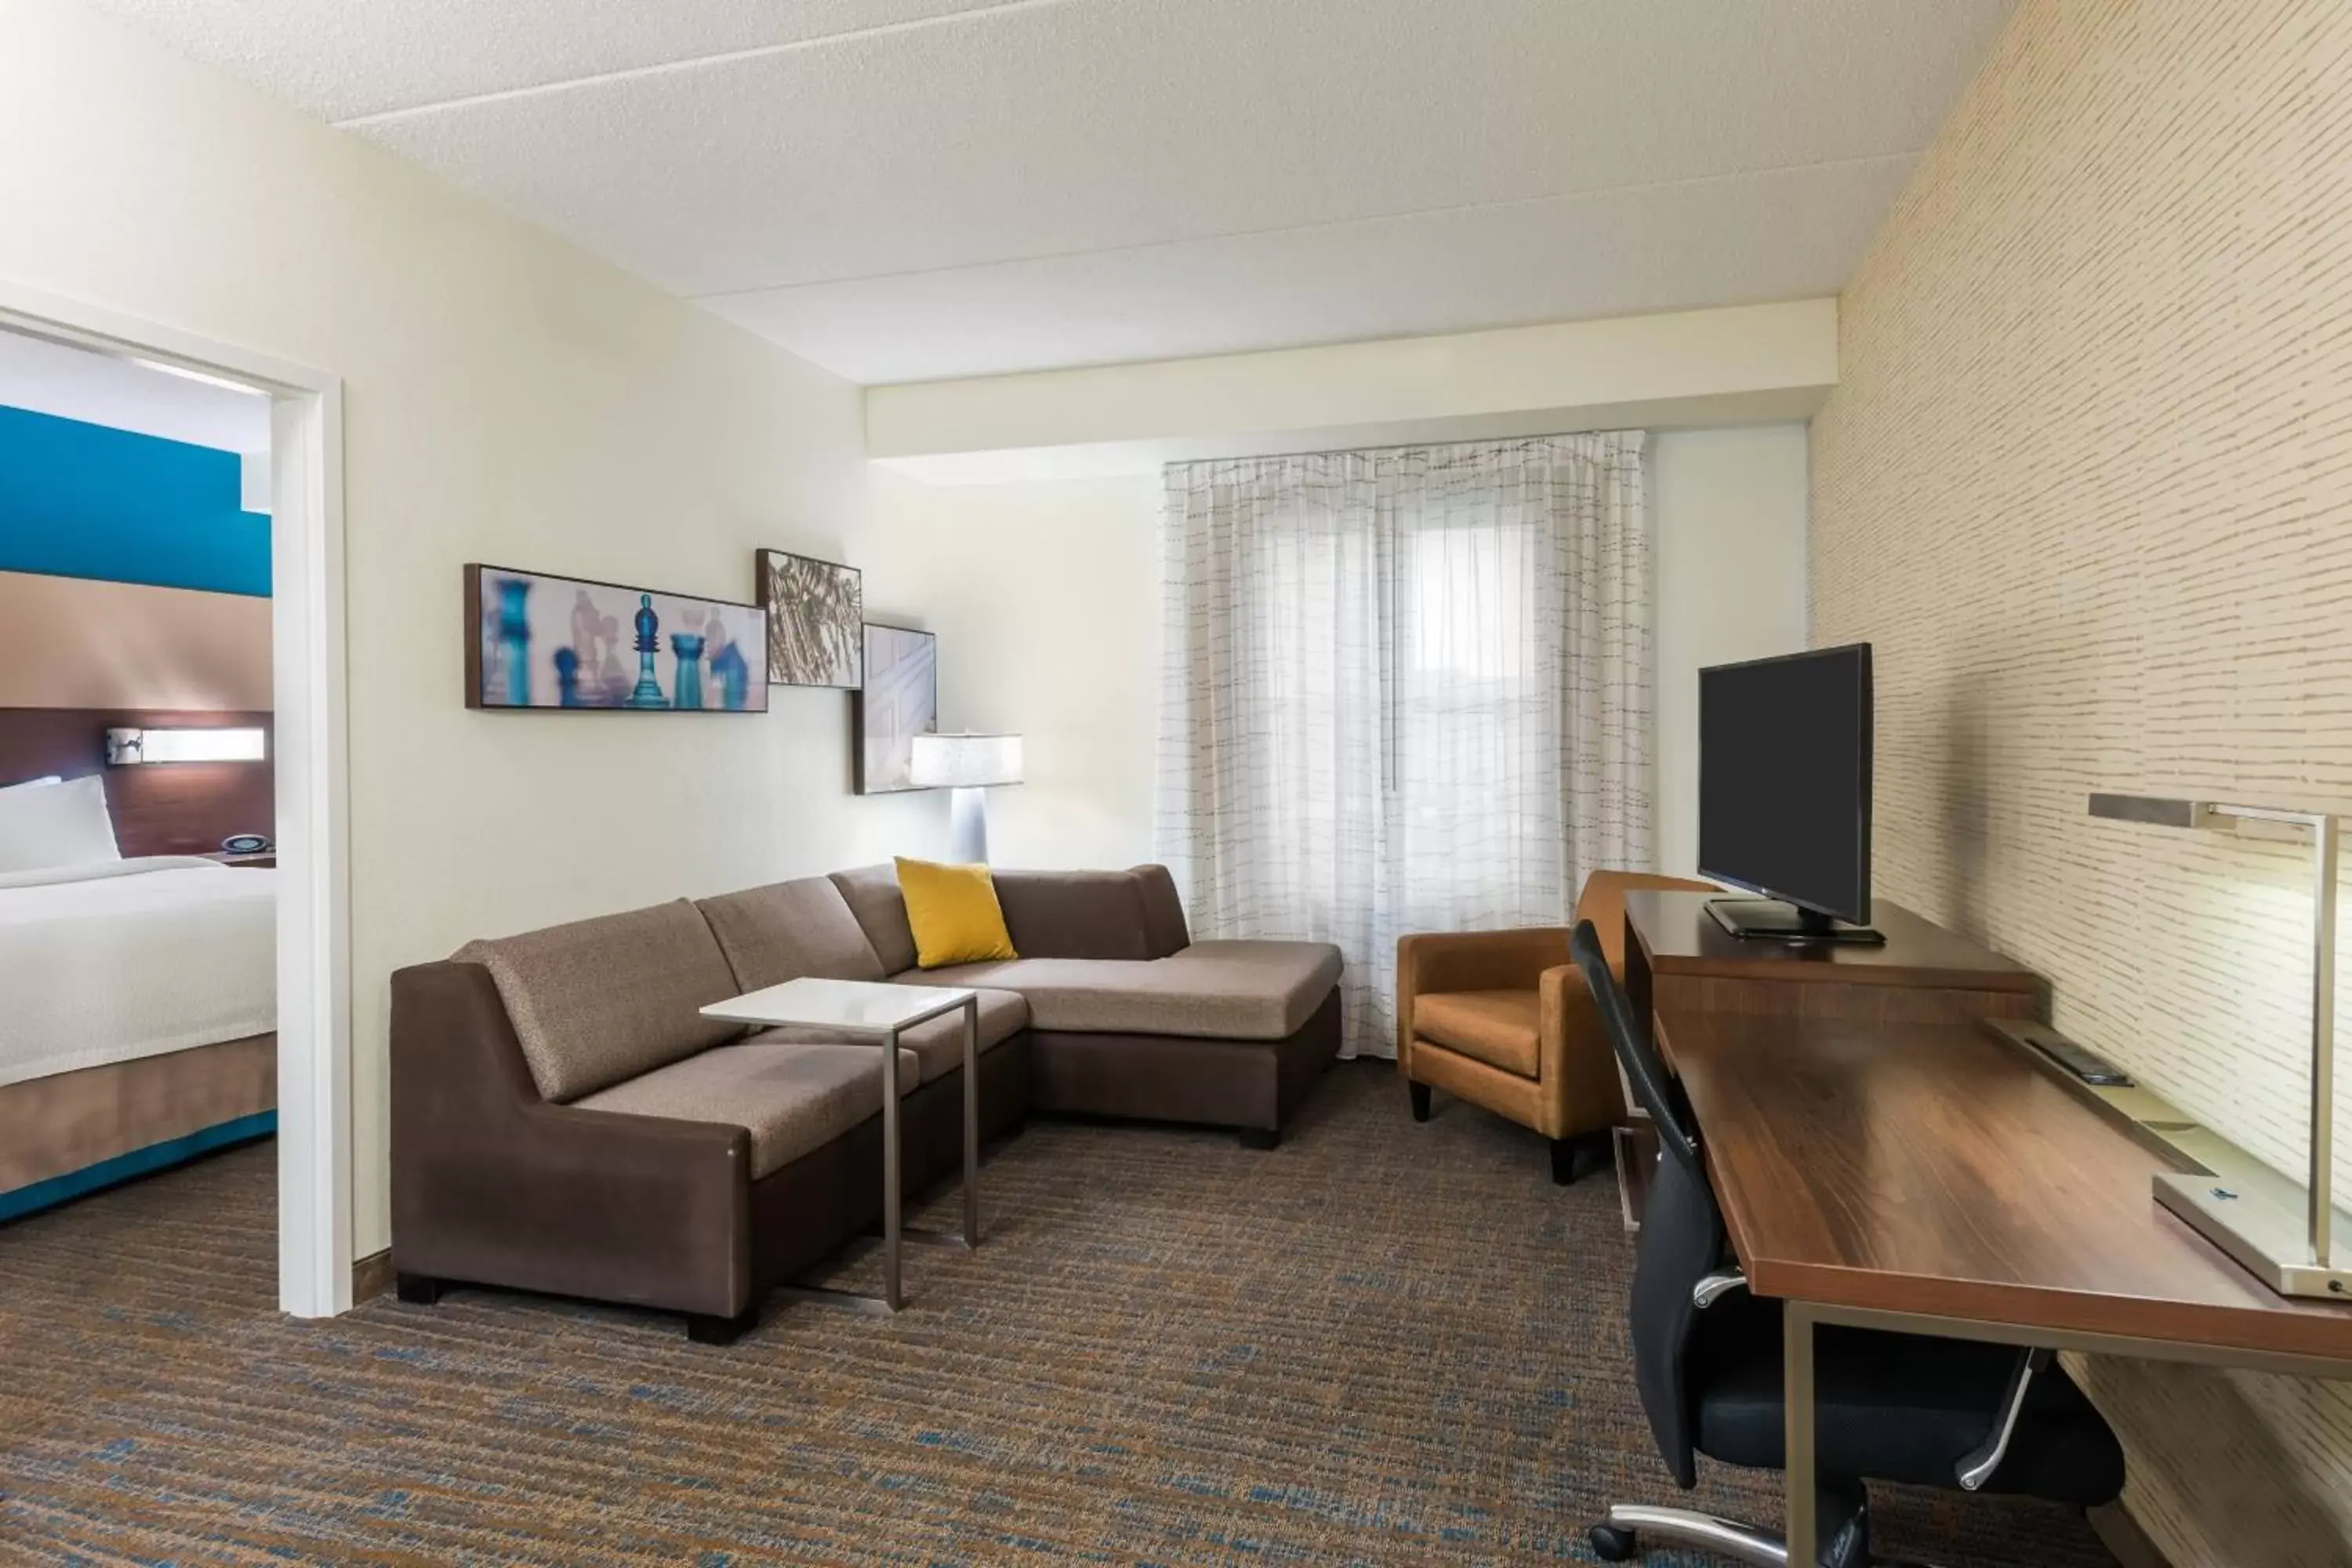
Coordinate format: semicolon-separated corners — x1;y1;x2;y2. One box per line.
388;863;1342;1340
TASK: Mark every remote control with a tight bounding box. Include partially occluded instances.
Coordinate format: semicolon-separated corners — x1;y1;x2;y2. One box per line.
1983;1020;2134;1087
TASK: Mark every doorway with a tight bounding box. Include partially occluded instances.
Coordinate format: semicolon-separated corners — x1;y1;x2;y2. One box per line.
0;281;350;1316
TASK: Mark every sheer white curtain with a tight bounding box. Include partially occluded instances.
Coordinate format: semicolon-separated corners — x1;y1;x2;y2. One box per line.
1156;434;1651;1058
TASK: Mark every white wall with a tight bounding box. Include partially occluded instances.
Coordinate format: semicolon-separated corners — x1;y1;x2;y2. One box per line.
1651;426;1813;877
868;426;1814;883
0;0;943;1258
866;469;1161;869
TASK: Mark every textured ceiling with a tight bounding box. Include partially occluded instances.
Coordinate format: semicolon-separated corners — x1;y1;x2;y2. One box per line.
98;0;2015;384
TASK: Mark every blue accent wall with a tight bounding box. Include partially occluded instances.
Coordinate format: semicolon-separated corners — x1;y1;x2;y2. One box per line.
0;405;270;597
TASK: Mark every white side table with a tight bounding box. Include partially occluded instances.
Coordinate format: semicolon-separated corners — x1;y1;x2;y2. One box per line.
700;977;980;1313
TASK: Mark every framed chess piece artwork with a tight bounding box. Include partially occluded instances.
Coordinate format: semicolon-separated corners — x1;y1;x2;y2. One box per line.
463;564;768;713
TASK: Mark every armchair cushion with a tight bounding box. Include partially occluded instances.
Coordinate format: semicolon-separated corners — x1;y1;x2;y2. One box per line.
1411;989;1541;1078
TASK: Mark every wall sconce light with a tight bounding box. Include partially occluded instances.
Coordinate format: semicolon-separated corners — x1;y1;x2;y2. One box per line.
105;727;267;765
2089;791;2347;1300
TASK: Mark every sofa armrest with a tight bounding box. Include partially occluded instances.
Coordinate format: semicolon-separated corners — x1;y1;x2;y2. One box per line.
1396;927;1573;1064
390;960;753;1316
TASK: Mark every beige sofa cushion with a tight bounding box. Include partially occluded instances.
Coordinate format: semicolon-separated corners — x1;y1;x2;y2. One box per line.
698;876;887;990
829;865;918;975
572;1039;920;1179
761;986;1029;1080
455;899;742;1102
905;938;1341;1041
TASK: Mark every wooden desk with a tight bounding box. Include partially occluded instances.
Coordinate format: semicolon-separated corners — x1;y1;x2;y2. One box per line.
1612;890;2040;1229
1654;1005;2352;1563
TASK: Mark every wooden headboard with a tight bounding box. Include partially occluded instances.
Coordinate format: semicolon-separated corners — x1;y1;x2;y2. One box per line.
0;708;274;858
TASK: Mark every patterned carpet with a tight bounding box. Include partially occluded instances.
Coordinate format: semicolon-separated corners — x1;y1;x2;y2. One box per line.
0;1062;2118;1566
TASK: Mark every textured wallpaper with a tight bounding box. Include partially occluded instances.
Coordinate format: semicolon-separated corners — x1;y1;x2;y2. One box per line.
1810;2;2352;1563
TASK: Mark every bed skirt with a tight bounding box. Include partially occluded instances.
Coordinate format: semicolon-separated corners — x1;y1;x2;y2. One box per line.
0;1033;276;1223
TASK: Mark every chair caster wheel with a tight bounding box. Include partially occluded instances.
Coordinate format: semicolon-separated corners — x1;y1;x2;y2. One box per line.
1588;1523;1637;1561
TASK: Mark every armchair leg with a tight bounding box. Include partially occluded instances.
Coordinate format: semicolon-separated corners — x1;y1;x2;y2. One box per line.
394;1272;441;1305
1408;1081;1432;1122
1551;1131;1610;1186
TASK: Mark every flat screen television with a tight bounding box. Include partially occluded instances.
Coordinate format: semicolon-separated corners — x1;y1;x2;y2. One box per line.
1697;643;1881;942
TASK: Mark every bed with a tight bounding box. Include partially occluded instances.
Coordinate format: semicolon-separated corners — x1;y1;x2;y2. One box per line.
0;832;278;1222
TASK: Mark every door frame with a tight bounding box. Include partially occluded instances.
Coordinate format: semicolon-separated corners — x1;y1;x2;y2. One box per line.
0;280;352;1317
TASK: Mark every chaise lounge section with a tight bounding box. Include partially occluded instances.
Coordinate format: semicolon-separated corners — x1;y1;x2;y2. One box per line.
835;864;1342;1149
389;862;1341;1338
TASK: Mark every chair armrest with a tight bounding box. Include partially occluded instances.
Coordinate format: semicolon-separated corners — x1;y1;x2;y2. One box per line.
1956;1347;2056;1491
1538;961;1630;1125
1693;1269;1748;1309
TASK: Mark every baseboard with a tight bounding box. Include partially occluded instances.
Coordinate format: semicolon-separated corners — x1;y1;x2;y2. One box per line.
351;1247;394;1304
2089;1503;2174;1568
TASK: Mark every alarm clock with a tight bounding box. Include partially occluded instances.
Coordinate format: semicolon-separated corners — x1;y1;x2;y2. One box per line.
221;833;272;855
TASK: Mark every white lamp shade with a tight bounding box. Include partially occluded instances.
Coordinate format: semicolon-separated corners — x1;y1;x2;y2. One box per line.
909;731;1022;789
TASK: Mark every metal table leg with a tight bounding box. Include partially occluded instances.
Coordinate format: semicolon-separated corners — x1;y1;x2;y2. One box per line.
881;1025;903;1308
1785;1300;1817;1566
776;1027;909;1316
962;993;981;1245
899;996;985;1253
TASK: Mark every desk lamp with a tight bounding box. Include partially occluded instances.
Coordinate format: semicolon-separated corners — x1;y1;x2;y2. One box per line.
2089;793;2350;1300
911;732;1023;864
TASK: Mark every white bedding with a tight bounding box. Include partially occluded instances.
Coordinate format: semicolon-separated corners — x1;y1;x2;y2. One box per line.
0;856;276;1088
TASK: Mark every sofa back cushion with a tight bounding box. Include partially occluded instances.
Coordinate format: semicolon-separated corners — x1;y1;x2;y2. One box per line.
991;869;1152;960
699;876;887;991
453;898;743;1103
829;865;918;974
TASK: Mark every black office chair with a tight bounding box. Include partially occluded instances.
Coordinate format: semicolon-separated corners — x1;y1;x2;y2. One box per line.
1566;921;2125;1568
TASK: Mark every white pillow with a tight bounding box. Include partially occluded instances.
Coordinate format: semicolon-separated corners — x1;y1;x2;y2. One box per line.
0;774;122;873
0;775;63;792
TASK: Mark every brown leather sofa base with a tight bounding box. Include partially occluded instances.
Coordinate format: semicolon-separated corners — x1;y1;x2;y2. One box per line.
390;961;1028;1327
1029;986;1341;1147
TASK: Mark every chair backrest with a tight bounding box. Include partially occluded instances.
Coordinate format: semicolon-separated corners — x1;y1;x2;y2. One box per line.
1570;919;1729;1490
1572;870;1718;976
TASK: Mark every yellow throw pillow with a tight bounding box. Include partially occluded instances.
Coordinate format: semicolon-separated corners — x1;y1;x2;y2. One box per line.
896;856;1018;968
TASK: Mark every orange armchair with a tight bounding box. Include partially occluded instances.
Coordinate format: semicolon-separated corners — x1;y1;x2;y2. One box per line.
1397;871;1715;1183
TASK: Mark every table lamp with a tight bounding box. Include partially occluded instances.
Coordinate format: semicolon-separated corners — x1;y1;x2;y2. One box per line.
2089;792;2350;1299
911;732;1023;864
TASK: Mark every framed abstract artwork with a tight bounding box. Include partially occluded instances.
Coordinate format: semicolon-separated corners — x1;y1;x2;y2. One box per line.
853;623;937;793
464;564;768;712
758;548;863;688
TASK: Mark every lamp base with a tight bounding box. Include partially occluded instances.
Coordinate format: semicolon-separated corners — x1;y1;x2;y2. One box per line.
947;786;989;865
2154;1171;2352;1301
